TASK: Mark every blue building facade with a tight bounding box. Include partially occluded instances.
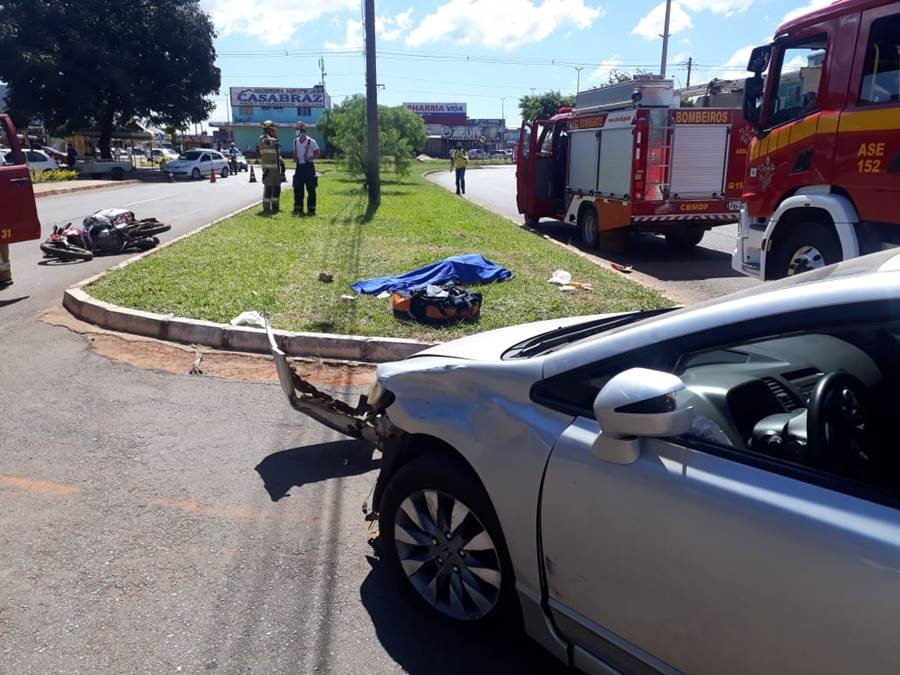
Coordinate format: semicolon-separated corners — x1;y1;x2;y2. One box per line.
212;85;331;156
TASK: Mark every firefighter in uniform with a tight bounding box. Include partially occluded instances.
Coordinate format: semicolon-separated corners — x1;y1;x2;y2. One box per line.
259;120;282;213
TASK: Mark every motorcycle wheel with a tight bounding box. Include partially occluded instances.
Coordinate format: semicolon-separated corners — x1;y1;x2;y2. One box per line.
135;223;171;237
40;241;94;262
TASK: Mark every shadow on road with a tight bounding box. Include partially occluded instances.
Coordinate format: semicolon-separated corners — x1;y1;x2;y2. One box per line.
255;439;379;502
529;220;746;282
360;558;572;674
0;295;29;308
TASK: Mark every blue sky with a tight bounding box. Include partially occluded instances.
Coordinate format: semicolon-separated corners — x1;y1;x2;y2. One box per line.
200;0;831;127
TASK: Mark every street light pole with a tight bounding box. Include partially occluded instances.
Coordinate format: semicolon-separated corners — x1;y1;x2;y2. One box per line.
659;0;672;78
364;0;380;208
575;66;584;93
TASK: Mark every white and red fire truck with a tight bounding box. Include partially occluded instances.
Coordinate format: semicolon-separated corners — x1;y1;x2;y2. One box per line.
734;0;900;280
516;79;752;250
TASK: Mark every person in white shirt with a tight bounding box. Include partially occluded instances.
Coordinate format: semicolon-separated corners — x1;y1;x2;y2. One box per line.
292;121;320;216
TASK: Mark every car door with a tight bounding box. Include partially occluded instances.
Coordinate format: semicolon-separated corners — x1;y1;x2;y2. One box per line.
0;117;41;245
538;305;900;674
200;152;211;175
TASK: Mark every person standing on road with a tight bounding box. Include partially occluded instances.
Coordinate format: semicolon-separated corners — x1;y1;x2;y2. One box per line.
292;122;320;216
450;143;468;195
66;143;77;169
259;121;282;214
0;244;12;289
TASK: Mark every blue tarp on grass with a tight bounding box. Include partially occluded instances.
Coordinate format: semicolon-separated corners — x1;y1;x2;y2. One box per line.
351;253;513;295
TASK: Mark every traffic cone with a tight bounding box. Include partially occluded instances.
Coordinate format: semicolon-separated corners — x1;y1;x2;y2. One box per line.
210;165;216;183
249;165;257;183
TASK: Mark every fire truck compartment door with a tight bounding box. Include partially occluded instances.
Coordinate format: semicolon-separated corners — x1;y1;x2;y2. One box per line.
596;128;633;197
669;124;729;198
567;129;599;194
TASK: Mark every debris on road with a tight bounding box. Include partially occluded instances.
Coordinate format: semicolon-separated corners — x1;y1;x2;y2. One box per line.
351;253;512;295
229;310;267;328
318;271;334;283
611;263;633;274
547;269;572;285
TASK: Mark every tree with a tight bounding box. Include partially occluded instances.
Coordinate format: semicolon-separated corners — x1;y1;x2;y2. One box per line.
518;91;575;121
0;0;220;158
320;96;426;177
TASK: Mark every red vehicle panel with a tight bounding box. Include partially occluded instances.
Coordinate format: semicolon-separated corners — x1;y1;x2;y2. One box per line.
0;114;41;245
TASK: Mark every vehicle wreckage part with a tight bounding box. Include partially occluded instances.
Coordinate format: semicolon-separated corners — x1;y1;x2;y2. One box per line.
40;241;94;262
379;453;514;624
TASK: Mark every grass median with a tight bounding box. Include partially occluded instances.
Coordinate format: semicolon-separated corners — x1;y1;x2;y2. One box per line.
88;162;669;342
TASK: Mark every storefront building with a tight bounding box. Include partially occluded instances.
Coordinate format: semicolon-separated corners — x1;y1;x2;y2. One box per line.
402;102;506;157
212;85;331;155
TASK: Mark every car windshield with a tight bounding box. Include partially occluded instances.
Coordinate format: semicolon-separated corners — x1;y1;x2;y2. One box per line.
181;151;202;160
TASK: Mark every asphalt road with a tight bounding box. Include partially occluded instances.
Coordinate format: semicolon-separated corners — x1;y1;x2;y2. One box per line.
429;165;760;304
0;179;568;673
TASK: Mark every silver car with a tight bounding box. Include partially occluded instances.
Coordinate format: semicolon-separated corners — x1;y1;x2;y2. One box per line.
270;250;900;674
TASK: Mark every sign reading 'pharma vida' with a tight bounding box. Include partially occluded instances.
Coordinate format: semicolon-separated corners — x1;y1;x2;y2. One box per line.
403;102;467;115
230;87;326;108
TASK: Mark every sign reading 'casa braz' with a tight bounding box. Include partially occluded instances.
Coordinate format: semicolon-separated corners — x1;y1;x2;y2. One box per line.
230;87;326;108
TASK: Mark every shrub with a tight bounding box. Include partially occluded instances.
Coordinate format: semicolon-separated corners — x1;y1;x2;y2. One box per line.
31;169;77;183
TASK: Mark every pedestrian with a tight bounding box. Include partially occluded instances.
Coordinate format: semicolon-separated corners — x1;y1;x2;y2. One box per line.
66;143;77;169
450;143;468;195
0;243;12;289
259;121;282;213
292;121;320;216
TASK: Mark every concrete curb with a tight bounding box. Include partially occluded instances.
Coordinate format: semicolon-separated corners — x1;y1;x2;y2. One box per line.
63;200;438;364
35;179;140;199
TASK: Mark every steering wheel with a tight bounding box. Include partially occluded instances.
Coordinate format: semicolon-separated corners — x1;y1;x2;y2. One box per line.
806;371;870;470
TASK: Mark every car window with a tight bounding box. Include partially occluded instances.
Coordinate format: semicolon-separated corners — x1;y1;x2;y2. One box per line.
536;305;900;503
767;34;827;127
859;12;900;105
537;125;554;154
26;151;45;162
200;153;210;162
182;151;202;160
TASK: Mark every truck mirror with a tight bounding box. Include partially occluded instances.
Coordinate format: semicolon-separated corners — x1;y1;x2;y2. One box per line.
747;45;772;74
743;75;764;129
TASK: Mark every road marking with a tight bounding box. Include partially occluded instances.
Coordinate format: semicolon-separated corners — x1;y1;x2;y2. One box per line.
150;497;251;521
123;193;172;207
0;474;80;495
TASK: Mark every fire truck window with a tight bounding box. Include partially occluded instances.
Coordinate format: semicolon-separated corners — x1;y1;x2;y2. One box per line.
768;35;827;127
521;125;532;158
0;122;22;166
859;13;900;105
538;126;554;155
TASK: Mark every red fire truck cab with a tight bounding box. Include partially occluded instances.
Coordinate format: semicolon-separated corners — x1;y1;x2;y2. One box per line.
516;79;752;250
734;0;900;279
0;114;41;248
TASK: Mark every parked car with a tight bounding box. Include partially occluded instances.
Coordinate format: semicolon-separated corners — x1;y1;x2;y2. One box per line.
129;148;148;158
41;146;68;162
163;149;230;179
150;148;179;162
272;248;900;674
490;149;513;159
4;149;59;172
467;148;485;159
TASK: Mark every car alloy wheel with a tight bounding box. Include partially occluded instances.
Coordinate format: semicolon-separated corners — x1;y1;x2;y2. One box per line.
191;167;201;180
393;488;502;621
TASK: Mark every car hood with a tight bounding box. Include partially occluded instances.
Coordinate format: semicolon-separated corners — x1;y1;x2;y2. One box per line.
414;314;612;362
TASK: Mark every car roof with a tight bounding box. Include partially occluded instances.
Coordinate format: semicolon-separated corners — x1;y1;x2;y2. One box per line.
542;249;900;377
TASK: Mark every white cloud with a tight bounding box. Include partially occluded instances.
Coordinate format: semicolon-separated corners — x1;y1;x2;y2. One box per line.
632;2;693;40
716;43;755;79
325;10;414;51
587;55;623;84
200;0;358;45
406;0;604;50
780;0;831;25
632;0;752;41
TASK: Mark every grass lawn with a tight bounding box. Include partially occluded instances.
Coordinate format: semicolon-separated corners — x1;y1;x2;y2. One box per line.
88;161;669;342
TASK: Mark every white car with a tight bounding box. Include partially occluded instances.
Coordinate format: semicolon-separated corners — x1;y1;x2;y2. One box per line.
150;148;179;162
163;149;230;179
273;249;900;674
3;149;59;172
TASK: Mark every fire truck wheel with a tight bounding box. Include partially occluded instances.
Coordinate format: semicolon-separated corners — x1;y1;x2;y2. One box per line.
664;226;705;249
767;223;842;280
579;208;599;249
524;216;539;228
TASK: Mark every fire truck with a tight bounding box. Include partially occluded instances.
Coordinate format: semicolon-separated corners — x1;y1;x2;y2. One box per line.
516;79;752;250
0;114;41;284
734;0;900;279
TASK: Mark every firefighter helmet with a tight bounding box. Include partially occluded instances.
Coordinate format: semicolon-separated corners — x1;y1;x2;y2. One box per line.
261;120;275;130
294;121;307;131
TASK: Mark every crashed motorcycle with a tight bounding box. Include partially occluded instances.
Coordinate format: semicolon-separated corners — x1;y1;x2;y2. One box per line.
40;208;171;262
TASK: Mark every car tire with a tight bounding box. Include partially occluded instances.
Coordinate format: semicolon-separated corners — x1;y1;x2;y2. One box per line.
664;225;705;249
767;222;842;280
191;167;201;180
379;453;517;627
221;166;229;178
579;206;599;249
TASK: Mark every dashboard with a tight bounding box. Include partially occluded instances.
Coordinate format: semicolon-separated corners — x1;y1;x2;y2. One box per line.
673;334;883;451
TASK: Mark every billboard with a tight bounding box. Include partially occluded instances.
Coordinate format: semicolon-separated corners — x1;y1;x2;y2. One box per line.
231;87;327;108
403;102;467;115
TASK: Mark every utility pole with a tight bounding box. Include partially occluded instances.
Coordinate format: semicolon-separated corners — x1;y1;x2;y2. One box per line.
319;54;327;89
659;0;672;78
686;56;692;88
500;97;507;124
364;0;380;207
575;65;584;93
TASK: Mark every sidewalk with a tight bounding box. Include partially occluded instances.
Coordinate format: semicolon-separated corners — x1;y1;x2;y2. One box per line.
33;179;139;199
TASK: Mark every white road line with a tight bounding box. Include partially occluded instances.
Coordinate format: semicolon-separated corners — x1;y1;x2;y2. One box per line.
123;193;172;207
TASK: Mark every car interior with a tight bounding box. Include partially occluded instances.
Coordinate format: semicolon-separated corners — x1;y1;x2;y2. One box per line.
673;322;899;492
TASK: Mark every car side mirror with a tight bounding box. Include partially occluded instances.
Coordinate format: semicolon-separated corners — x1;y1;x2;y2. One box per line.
592;368;694;464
